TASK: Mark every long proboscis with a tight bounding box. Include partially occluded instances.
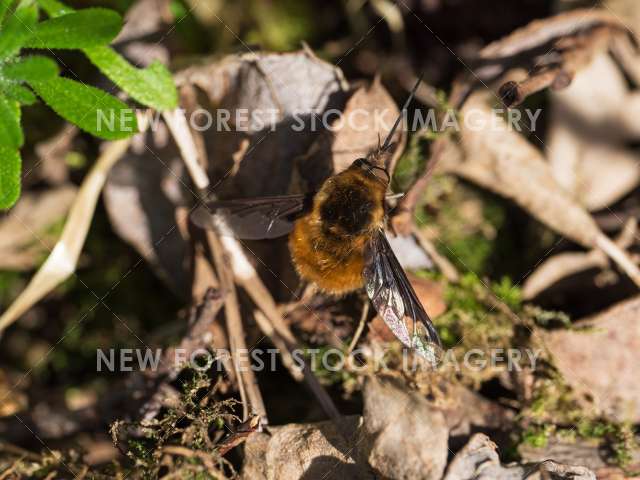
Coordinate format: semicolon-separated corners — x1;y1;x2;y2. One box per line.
380;73;424;152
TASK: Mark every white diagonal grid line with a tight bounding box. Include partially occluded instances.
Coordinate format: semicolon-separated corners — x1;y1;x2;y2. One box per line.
12;0;196;187
109;0;409;469
0;0;218;427
3;0;634;474
373;1;636;469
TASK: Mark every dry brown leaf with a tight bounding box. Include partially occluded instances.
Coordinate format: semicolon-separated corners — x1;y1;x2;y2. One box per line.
296;77;404;190
114;0;173;43
440;91;640;287
548;53;640;211
542;295;640;422
364;376;449;480
445;433;596;480
522;220;638;299
0;186;77;270
174;50;349;197
103;123;191;298
446;8;633;109
239;416;366;480
520;434;640;477
34;125;78;185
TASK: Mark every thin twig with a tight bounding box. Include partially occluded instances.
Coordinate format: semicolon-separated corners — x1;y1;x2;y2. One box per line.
348;301;369;354
0;122;141;332
207;230;268;425
391;135;450;236
412;226;460;282
216;230;341;420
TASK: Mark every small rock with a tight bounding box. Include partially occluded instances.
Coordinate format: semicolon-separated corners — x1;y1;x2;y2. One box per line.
363;376;449;480
240;416;372;480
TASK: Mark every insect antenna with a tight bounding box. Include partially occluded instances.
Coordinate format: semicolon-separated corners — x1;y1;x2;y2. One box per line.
380;73;424;152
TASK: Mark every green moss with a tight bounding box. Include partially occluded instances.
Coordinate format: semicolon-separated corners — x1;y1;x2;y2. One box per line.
491;276;522;311
246;0;316;51
434;273;517;349
305;345;359;391
517;371;639;468
416;178;507;275
521;424;555;448
110;371;237;477
392;132;430;193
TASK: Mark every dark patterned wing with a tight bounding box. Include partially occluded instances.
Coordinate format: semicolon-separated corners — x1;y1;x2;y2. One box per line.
191;194;311;239
363;229;442;364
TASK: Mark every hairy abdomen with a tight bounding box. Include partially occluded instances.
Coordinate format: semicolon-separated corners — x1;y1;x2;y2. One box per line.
289;218;367;294
288;169;385;294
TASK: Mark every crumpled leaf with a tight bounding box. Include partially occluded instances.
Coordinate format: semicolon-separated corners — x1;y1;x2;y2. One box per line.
296;78;404;190
441;91;640;287
106;50;357;292
444;433;596;480
103;126;192;298
363;376;449;480
174;50;349;197
522;219;637;299
548;53;640;211
114;0;173;43
520;433;640;477
240;376;450;480
240;416;367;480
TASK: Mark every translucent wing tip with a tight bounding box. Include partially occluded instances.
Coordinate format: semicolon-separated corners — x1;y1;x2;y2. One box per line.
411;333;443;367
191;203;214;229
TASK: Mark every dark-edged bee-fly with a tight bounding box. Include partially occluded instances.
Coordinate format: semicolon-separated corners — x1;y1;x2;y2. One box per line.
192;76;442;363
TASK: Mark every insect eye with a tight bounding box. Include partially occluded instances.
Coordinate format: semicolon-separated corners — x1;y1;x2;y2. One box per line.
353;158;367;168
370;166;390;183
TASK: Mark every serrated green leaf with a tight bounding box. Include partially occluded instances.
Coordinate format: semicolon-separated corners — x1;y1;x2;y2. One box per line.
0;3;38;60
0;94;23;148
1;55;58;82
36;0;72;17
0;145;21;209
0;80;37;104
29;76;138;140
33;1;177;111
24;8;122;49
84;46;177;111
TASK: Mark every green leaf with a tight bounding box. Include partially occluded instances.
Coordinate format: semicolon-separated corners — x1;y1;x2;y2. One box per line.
36;0;73;17
84;46;177;111
0;94;23;148
1;55;59;82
0;145;21;209
29;76;138;140
0;0;14;26
0;80;37;104
34;1;178;111
0;3;38;60
24;8;122;49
